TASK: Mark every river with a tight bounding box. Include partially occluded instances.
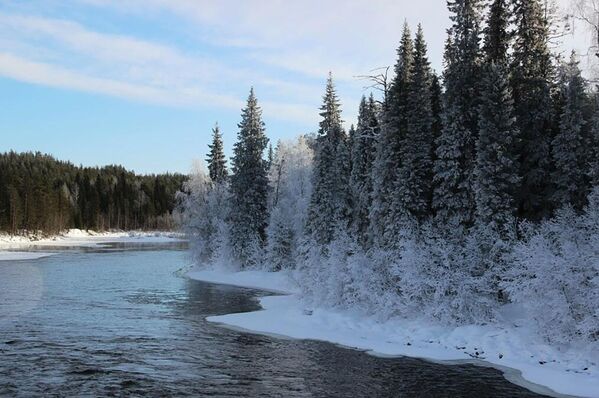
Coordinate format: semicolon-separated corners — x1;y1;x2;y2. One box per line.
0;243;550;397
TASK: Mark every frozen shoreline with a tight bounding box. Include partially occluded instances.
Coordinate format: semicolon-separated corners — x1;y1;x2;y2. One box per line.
0;229;186;261
188;268;598;398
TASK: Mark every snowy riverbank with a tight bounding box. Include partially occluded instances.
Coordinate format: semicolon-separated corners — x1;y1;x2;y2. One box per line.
188;267;599;398
0;229;186;261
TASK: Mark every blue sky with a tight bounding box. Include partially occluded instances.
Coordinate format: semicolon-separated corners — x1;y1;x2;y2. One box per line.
0;0;589;174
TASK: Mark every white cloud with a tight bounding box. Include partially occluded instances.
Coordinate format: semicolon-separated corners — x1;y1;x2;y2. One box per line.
0;11;329;125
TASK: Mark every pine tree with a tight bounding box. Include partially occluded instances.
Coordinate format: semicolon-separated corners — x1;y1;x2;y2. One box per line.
206;123;228;184
228;88;270;266
475;62;520;235
511;0;554;220
552;54;588;211
370;23;413;246
396;24;435;221
433;0;483;227
307;73;351;245
350;94;380;246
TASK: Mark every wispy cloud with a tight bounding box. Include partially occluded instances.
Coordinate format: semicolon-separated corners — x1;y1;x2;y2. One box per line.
0;10;326;125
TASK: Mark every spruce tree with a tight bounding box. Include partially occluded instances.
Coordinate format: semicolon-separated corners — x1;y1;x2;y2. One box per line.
370;23;413;246
396;24;434;221
206;123;228;184
350;94;380;246
306;73;351;245
229;88;270;266
552;54;588;211
433;0;483;226
511;0;554;220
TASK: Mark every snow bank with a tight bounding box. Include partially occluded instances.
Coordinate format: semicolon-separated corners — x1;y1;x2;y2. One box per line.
0;229;186;250
187;269;299;294
0;252;57;261
189;268;599;398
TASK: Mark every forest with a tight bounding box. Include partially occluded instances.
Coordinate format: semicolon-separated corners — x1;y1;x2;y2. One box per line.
0;151;186;234
180;0;599;347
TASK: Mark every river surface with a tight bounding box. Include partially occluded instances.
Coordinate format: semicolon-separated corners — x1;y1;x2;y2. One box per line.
0;244;551;397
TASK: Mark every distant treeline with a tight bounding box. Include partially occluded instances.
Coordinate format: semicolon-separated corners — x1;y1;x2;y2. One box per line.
0;151;187;234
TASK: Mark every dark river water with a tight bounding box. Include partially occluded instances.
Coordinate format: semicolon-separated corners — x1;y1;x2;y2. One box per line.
0;244;552;397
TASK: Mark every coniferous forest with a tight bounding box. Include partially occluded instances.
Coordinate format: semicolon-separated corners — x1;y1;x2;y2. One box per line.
180;0;599;347
0;151;186;234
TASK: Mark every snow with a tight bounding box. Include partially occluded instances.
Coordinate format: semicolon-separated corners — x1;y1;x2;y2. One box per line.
189;268;599;398
0;229;186;261
0;252;57;261
0;229;186;250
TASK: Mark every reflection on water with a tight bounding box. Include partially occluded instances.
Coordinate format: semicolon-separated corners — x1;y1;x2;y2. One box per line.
0;246;549;397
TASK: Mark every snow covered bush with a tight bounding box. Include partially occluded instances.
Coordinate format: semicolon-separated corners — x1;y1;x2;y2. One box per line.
503;188;599;345
265;137;313;271
178;162;231;266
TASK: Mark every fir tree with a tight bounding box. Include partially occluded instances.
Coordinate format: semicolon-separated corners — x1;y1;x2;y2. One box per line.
306;73;351;245
552;54;588;211
350;94;380;246
206;123;228;184
433;0;483;226
511;0;554;220
396;24;435;221
475;62;520;235
228;88;270;266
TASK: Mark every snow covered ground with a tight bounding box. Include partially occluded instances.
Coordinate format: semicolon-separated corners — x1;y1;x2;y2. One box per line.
188;268;599;398
0;229;186;261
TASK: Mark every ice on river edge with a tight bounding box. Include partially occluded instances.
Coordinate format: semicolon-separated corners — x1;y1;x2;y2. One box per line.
188;267;599;398
0;229;186;258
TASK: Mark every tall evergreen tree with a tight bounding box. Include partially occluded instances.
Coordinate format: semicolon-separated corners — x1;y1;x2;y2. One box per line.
370;23;413;246
350;94;380;246
206;123;228;184
482;0;510;65
228;88;270;266
396;24;435;221
433;0;483;226
307;73;351;245
552;54;588;210
511;0;554;220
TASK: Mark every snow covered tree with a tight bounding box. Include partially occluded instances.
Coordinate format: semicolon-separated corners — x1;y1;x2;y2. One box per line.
178;162;230;265
266;137;313;270
306;73;351;245
370;23;413;247
511;0;554;220
433;0;483;227
228;88;270;267
552;53;589;211
396;24;435;221
350;94;380;246
206;123;228;184
475;62;520;235
473;0;520;235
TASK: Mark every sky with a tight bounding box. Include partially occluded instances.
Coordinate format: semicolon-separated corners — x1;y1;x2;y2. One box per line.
0;0;591;174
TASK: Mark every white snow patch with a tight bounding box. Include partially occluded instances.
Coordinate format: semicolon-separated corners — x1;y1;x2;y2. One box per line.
0;229;186;250
0;252;57;261
188;268;599;398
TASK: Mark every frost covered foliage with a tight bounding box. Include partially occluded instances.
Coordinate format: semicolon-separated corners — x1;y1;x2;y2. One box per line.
503;188;599;345
178;162;230;266
265;137;313;271
296;223;504;326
